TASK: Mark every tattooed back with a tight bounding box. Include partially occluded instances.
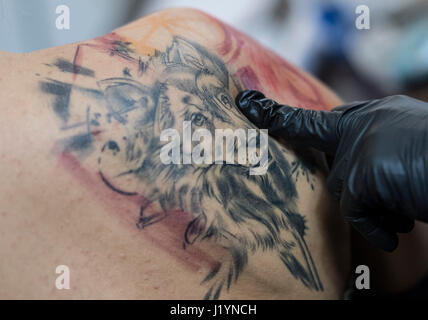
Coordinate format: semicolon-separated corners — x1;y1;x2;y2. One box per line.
0;8;350;299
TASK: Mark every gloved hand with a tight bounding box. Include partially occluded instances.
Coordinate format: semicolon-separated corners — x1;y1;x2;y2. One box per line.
235;90;428;252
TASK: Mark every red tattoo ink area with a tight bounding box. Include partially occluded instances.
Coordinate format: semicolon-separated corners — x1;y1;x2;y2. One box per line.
207;14;332;110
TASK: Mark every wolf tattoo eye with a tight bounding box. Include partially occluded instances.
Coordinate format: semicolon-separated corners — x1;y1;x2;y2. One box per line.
41;36;323;299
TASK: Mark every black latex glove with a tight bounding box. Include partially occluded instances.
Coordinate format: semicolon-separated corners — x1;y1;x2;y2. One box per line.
236;90;428;252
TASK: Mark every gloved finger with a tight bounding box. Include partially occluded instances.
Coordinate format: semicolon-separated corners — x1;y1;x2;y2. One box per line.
340;186;398;252
235;90;280;127
325;153;335;170
326;155;349;200
332;99;373;112
235;90;266;108
235;90;342;155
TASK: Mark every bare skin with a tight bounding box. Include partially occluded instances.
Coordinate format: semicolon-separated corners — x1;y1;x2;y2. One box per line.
0;8;351;299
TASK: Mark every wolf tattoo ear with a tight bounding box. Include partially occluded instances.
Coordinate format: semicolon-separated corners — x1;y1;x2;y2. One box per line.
164;37;229;84
165;37;206;69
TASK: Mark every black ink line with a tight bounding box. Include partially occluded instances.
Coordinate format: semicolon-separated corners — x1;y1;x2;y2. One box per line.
99;171;138;196
53;58;95;77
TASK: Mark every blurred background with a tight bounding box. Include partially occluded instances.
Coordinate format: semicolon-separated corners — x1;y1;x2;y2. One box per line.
0;0;427;102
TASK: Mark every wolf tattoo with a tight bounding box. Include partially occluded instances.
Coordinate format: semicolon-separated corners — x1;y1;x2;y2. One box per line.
42;36;323;299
